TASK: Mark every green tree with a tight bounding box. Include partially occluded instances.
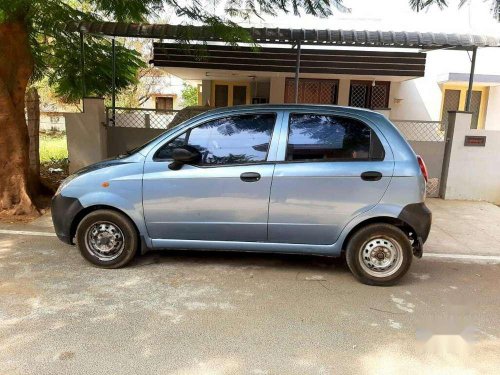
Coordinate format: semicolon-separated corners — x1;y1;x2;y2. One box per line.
413;0;500;19
182;84;199;107
0;1;148;214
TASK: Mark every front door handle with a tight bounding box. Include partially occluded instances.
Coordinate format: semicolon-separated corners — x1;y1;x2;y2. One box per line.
361;171;382;181
240;172;261;182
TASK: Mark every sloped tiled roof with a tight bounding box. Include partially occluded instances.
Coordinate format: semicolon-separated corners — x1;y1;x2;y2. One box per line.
67;21;500;49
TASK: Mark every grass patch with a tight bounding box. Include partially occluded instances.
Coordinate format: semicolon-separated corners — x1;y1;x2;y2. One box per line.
40;132;68;163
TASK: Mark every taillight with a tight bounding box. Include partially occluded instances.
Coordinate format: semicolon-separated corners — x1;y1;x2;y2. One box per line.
417;155;428;182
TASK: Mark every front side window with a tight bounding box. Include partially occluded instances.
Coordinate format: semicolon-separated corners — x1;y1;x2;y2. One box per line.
154;132;187;160
155;113;276;165
287;114;384;162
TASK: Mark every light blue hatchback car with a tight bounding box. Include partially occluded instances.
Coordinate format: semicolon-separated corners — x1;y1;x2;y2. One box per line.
52;105;431;285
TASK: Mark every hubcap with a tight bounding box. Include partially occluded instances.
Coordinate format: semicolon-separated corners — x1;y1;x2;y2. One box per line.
85;221;124;261
359;237;403;278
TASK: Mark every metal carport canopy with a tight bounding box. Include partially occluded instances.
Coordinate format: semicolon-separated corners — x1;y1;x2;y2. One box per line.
68;21;500;50
67;21;500;109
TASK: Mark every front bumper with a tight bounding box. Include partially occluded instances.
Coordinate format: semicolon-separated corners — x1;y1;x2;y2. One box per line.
51;194;84;244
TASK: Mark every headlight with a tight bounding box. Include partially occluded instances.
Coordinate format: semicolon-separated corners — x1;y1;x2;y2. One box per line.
55;174;77;196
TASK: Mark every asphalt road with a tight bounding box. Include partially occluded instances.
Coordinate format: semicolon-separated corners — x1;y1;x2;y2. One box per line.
0;233;499;374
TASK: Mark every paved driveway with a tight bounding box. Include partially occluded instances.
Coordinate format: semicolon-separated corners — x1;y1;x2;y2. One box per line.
1;199;499;374
425;199;500;256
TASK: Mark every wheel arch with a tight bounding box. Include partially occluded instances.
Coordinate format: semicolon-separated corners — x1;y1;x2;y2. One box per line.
70;204;140;244
341;216;418;254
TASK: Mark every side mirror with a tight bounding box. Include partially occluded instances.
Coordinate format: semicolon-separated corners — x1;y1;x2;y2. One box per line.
168;146;201;170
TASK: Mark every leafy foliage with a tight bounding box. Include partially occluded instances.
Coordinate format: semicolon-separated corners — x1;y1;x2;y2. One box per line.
0;0;348;102
181;84;199;107
0;0;150;100
49;36;144;102
409;0;448;12
413;0;500;20
458;0;500;21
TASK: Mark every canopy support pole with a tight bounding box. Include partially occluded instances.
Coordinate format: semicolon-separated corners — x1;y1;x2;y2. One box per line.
80;31;86;111
111;38;116;126
294;40;301;104
465;46;478;112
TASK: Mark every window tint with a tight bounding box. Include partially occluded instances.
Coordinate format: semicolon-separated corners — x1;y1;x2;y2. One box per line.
187;114;275;165
155;113;276;165
287;114;384;161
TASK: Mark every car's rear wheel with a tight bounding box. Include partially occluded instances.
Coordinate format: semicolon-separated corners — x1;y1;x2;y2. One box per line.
76;209;138;268
346;223;413;286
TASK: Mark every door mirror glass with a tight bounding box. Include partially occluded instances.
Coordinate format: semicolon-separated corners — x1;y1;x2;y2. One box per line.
168;146;201;170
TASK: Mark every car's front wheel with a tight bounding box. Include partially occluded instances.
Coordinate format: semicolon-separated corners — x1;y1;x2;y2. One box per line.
76;209;138;268
346;223;413;286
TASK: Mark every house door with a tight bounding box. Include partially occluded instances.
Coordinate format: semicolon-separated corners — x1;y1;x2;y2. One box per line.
213;82;250;107
441;89;461;129
441;87;486;129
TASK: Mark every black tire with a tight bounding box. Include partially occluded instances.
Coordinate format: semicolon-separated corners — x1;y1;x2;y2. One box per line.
345;223;413;286
76;209;138;268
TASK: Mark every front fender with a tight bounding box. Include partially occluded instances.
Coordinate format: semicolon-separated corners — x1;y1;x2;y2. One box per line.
77;190;150;246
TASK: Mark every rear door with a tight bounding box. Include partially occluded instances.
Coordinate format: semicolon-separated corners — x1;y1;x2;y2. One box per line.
268;112;394;245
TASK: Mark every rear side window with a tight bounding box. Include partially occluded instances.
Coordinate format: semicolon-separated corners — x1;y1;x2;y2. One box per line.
155;113;276;165
287;114;384;162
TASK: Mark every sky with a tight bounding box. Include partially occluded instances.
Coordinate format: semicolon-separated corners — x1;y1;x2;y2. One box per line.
167;0;500;36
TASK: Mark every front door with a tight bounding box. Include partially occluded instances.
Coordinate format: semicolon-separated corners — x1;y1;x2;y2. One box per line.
143;113;279;242
268;113;393;245
213;82;250;107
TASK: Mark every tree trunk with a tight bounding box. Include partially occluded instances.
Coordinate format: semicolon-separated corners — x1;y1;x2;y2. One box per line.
0;21;38;215
26;87;40;178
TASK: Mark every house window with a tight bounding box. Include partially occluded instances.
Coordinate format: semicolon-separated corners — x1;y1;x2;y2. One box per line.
284;78;338;104
349;81;390;109
155;96;174;110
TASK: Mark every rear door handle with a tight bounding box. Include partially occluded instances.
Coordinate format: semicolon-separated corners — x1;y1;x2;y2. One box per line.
361;171;382;181
240;172;261;182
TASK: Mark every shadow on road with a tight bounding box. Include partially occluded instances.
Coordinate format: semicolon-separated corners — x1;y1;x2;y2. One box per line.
131;248;350;274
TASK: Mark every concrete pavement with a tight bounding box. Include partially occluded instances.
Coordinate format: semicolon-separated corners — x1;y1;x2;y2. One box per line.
425;199;500;256
1;198;500;374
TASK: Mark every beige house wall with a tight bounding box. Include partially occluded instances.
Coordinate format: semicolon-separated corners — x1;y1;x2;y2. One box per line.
201;80;212;106
441;112;500;203
485;85;500;131
337;79;350;106
269;77;286;104
64;98;107;174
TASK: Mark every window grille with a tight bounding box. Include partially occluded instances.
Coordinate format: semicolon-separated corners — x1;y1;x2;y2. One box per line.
284;78;338;104
349;81;390;109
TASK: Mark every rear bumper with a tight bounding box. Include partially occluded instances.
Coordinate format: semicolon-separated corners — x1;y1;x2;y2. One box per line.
51;194;84;244
398;202;432;258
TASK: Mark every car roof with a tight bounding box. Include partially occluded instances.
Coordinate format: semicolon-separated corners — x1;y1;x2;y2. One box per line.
200;104;384;118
